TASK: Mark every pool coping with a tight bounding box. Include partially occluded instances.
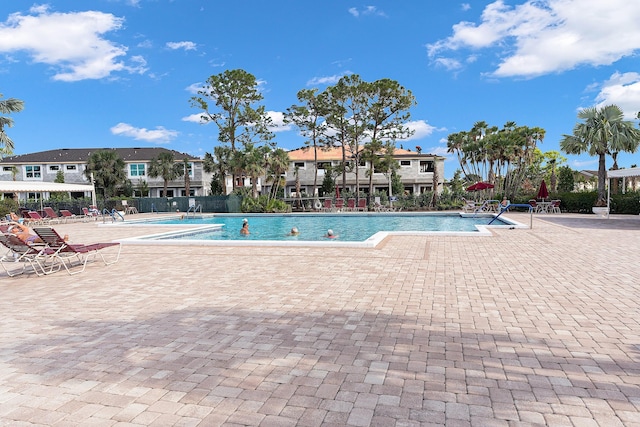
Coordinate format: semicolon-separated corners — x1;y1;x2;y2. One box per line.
108;212;528;248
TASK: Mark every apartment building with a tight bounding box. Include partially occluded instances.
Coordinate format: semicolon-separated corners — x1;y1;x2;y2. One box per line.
0;147;210;201
283;146;445;196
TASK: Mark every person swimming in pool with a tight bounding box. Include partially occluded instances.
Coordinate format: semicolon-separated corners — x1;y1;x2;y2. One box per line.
240;218;250;235
288;227;299;236
324;229;338;239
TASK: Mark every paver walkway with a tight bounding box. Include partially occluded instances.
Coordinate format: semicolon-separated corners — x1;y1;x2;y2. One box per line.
0;213;639;426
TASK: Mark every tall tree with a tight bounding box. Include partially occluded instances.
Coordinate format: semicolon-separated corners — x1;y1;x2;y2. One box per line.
84;150;126;199
190;69;274;190
0;93;25;155
322;75;415;198
285;88;330;198
560;105;640;205
148;151;184;197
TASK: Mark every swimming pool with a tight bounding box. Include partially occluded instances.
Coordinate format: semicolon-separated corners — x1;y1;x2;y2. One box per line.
117;212;519;248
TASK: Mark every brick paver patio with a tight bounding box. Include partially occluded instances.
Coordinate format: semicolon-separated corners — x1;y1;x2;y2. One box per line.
1;212;639;426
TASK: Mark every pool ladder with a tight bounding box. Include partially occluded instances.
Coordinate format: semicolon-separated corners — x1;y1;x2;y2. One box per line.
186;204;202;217
102;208;125;222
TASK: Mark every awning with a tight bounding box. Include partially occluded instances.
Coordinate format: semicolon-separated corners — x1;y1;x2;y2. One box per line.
607;167;640;178
0;181;95;193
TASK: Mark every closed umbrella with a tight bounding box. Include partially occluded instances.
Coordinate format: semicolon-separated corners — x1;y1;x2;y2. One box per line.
537;180;549;201
335;185;340;199
466;182;494;192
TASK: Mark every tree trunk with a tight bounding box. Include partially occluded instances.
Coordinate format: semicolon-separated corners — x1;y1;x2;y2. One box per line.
312;145;318;197
597;152;607;203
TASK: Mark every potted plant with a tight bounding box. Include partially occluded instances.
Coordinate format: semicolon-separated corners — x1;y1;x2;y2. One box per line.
592;198;608;216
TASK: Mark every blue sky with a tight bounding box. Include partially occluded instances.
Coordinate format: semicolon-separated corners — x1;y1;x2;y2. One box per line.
1;0;639;178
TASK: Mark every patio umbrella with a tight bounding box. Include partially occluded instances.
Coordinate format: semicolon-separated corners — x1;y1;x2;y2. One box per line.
335;185;340;199
466;182;494;192
537;180;549;201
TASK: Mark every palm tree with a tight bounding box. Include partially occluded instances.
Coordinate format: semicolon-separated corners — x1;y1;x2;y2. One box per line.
148;152;184;197
265;147;290;201
84;150;127;199
243;143;268;199
181;158;191;197
0;93;25;155
560;105;640;205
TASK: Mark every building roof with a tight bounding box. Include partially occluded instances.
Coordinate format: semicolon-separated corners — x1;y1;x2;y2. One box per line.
0;147;200;164
287;146;440;161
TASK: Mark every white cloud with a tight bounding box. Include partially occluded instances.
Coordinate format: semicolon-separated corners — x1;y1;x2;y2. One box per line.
402;120;438;141
166;41;197;51
461;3;471;12
267;111;292;132
306;73;350;86
0;6;140;81
433;57;463;72
182;113;207;124
110;123;178;143
427;0;640;78
594;72;640;119
348;6;387;18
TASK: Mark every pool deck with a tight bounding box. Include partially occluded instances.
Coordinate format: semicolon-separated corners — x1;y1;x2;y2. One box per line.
1;212;639;426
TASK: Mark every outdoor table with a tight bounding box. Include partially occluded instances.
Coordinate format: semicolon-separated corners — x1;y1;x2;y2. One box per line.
536;201;552;213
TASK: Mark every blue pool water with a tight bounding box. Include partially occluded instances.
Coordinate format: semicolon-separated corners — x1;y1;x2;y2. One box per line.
142;213;508;242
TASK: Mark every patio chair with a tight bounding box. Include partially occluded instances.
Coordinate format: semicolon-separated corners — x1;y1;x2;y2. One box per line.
42;207;63;224
461;198;476;213
334;198;345;211
82;207;99;221
122;200;138;214
322;199;333;212
33;227;121;275
346;198;356;211
26;211;50;226
550;199;561;214
0;233;59;277
59;209;77;222
356;198;367;212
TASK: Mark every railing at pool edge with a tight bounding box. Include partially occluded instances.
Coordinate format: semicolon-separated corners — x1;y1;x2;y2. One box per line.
487;203;534;228
187;204;202;217
102;208;125;222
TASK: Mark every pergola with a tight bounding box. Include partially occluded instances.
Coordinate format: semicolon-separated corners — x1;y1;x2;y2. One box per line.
606;167;640;217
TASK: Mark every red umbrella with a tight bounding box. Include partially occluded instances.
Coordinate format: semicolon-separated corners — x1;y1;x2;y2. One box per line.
466;182;494;192
537;180;549;200
335;185;340;199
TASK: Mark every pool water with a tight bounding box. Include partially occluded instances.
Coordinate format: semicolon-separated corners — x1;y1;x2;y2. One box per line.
147;213;507;242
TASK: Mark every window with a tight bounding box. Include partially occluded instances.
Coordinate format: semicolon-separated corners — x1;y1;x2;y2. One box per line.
419;161;434;173
66;165;77;171
25;165;41;179
3;166;12;172
400;160;411;167
130;163;146;177
184;162;194;177
317;162;332;170
49;165;60;171
293;162;305;169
